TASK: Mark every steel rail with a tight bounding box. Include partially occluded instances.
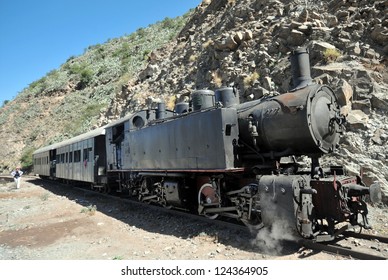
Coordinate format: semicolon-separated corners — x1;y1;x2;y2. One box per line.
299;239;387;260
29;177;251;234
341;231;388;244
72;184;252;234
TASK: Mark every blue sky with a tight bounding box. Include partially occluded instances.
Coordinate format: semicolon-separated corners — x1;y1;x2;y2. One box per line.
0;0;201;106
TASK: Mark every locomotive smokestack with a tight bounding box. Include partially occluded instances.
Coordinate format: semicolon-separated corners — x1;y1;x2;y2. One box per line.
290;47;313;91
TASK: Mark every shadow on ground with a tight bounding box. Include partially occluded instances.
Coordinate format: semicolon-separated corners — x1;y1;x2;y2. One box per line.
30;177;308;258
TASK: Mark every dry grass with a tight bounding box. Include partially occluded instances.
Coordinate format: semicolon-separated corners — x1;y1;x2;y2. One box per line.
212;70;223;88
202;39;214;49
322;48;341;63
243;72;260;88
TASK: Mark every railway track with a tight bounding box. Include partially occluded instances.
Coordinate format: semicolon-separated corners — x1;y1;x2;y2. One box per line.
33;177;388;260
29;176;251;233
299;231;388;260
77;183;252;234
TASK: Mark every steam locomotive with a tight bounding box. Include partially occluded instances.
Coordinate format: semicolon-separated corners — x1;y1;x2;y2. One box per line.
33;48;381;241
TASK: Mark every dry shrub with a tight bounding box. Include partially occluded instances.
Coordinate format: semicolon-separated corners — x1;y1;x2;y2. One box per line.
323;48;341;63
243;72;260;88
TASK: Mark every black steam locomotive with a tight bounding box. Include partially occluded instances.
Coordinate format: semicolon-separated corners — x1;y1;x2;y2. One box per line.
33;48;381;241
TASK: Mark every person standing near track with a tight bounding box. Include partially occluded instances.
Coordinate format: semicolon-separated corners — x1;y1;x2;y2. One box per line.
11;167;23;189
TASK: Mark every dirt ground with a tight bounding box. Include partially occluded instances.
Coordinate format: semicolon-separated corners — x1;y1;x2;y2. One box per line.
0;176;387;260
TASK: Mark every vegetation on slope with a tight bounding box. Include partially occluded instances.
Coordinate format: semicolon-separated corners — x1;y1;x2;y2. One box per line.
0;12;193;171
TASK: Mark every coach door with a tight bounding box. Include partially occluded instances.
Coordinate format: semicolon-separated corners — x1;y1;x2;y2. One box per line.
68;145;74;180
50;149;56;178
112;123;124;169
94;135;107;182
81;139;94;182
64;146;71;180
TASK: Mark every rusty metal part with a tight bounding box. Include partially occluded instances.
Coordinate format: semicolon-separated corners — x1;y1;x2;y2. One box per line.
198;183;221;219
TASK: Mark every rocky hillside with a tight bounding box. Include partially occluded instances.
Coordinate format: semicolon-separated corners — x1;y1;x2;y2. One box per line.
0;12;192;170
0;0;387;200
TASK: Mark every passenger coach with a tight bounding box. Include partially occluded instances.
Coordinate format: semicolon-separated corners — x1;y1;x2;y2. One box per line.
33;127;107;186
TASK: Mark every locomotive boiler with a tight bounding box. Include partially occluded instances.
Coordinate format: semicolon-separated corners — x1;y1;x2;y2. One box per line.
33;48;381;241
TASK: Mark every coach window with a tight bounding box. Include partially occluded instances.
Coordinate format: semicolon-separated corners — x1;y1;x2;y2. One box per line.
83;148;93;162
83;148;88;162
74;150;81;162
69;152;73;163
88;148;92;161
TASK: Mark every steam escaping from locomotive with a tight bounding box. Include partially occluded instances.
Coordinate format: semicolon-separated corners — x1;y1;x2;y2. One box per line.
33;47;381;243
251;219;298;255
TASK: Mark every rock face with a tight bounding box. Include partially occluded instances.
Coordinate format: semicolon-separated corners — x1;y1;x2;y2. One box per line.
1;0;388;202
111;0;388;202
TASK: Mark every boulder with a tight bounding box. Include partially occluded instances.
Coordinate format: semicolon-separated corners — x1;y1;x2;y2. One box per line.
233;32;245;44
244;29;253;40
262;76;273;91
371;24;388;46
335;79;353;107
287;29;305;46
139;64;159;81
346;109;369;130
215;34;239;51
352;99;371;114
371;129;384;145
308;41;337;62
371;94;388;111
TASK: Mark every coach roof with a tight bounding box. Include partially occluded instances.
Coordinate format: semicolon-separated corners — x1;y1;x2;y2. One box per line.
33;126;106;155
